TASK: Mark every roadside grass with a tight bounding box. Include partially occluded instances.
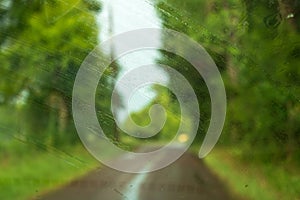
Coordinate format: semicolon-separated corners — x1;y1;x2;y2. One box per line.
0;143;99;200
199;146;300;200
0;106;101;200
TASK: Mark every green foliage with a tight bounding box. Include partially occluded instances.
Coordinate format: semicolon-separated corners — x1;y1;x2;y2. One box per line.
123;85;182;141
155;0;300;163
0;0;104;145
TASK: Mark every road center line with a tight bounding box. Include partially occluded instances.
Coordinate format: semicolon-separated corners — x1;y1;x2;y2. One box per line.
122;164;152;200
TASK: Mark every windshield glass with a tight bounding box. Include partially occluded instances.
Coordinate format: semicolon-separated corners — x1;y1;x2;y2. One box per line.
0;0;299;199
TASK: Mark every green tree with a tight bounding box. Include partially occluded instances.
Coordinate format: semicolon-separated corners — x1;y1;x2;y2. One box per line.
155;0;300;161
0;0;108;146
154;0;244;144
123;85;183;141
230;0;300;160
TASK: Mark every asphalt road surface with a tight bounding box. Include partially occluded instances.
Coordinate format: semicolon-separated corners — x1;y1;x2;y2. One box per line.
38;146;236;200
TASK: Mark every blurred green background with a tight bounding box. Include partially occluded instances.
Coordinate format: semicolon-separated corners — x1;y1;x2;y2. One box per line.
0;0;299;199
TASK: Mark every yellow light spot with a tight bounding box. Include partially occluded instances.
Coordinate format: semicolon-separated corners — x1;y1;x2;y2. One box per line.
178;134;189;143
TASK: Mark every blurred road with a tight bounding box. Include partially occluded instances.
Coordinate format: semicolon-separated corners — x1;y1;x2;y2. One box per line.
38;146;235;200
